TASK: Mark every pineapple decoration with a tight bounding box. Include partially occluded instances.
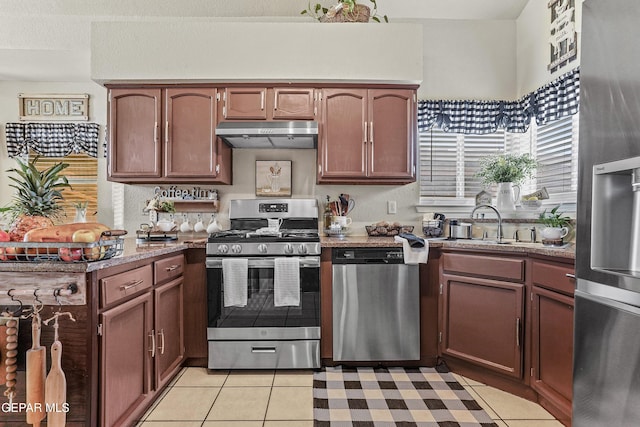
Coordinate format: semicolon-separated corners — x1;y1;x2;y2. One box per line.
5;156;71;242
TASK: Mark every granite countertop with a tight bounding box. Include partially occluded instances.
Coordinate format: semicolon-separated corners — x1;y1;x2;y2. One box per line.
0;237;207;273
0;232;574;274
320;235;575;259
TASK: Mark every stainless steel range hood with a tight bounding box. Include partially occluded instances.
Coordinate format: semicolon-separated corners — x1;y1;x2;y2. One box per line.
216;121;318;148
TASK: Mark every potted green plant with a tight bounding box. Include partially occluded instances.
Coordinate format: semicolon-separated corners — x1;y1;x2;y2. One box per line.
538;205;572;242
301;0;388;22
476;152;538;211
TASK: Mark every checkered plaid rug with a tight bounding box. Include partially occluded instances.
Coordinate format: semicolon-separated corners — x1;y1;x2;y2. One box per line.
313;365;498;427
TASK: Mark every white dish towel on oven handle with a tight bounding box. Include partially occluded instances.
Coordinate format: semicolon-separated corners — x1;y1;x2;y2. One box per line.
222;258;248;307
274;257;300;307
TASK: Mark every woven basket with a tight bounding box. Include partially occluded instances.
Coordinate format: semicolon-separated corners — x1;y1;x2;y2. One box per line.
321;4;371;23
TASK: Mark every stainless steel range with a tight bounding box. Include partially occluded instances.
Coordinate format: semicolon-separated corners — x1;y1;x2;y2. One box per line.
206;198;321;369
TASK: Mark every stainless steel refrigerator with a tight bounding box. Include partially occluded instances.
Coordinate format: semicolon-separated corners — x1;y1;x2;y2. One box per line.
575;1;640;425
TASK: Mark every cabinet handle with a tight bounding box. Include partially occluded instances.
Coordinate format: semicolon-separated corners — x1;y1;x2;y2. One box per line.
566;273;576;279
154;121;158;143
516;317;521;348
364;122;368;144
370;121;374;145
120;279;144;291
274;94;278;110
165;121;169;144
165;264;180;272
149;330;156;358
260;92;265;110
158;329;165;355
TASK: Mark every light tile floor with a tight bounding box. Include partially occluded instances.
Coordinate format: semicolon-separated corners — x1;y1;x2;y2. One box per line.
137;367;563;427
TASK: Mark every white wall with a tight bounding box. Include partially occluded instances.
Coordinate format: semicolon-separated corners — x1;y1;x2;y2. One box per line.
0;0;581;235
516;0;583;96
418;19;517;100
0;81;111;228
91;22;423;85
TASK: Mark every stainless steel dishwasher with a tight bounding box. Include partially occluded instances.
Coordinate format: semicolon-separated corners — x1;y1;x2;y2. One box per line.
332;247;420;361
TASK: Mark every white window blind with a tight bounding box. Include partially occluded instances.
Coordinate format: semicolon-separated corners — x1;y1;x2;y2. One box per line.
535;115;578;194
419;129;504;199
419;129;458;197
463;132;506;198
418;114;579;204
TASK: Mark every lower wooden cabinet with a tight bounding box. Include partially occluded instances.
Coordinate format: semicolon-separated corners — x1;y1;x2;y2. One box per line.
100;292;154;427
531;285;573;422
99;254;185;427
154;276;185;389
531;258;575;425
439;252;575;427
441;274;524;379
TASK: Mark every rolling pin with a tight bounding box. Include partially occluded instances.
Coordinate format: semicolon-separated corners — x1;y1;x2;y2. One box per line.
26;314;46;426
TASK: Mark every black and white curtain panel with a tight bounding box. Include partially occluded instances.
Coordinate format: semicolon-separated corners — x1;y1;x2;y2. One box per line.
4;122;100;158
418;67;580;134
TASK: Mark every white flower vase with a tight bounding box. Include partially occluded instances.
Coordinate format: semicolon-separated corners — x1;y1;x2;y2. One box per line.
74;207;87;223
496;182;519;212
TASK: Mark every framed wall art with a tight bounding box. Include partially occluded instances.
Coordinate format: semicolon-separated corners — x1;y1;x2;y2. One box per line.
255;160;292;197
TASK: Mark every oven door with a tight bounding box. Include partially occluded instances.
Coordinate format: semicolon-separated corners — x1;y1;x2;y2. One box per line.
206;256;320;341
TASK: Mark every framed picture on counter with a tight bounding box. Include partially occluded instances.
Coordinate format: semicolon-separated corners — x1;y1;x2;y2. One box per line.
255;160;292;197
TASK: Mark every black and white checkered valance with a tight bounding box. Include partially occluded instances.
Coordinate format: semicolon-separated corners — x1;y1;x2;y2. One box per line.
4;122;100;158
418;67;580;134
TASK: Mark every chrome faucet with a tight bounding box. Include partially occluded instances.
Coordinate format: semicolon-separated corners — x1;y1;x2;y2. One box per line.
471;204;506;244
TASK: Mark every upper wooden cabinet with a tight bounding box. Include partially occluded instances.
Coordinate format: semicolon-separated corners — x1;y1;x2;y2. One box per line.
107;87;232;184
108;89;163;180
220;87;316;121
318;88;416;184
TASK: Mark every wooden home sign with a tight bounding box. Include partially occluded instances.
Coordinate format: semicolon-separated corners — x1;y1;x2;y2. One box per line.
19;93;89;121
548;0;577;72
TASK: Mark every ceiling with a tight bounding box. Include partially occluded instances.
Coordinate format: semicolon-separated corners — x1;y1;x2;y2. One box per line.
0;0;531;82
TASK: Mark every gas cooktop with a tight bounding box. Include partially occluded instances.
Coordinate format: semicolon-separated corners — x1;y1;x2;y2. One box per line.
208;229;320;242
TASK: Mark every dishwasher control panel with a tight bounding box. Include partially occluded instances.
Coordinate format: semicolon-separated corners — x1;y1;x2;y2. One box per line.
332;247;404;264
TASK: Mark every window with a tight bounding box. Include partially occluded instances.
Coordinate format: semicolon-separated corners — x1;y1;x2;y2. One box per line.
419;114;579;205
419;129;505;200
29;152;98;223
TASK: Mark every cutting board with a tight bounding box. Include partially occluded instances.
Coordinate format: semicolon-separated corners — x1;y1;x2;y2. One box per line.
26;317;46;425
45;340;66;426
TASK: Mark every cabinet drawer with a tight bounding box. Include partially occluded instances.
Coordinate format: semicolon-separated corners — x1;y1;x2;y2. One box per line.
101;265;153;307
154;254;184;284
442;252;525;282
532;260;575;296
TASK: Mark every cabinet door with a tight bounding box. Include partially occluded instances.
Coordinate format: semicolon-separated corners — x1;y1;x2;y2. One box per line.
101;292;153;427
154;277;185;390
531;285;573;421
223;87;267;119
165;88;219;178
273;88;316;120
108;89;162;179
319;88;367;179
368;89;415;179
441;274;524;378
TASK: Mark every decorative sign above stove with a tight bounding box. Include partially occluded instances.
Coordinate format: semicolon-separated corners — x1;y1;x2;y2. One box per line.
18;93;89;121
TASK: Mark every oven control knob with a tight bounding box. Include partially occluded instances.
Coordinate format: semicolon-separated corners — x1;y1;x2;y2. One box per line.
258;244;268;254
217;244;229;254
231;244;242;254
284;244;294;254
298;244;308;254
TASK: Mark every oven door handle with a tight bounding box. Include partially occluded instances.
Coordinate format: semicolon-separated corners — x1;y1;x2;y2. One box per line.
206;257;320;269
